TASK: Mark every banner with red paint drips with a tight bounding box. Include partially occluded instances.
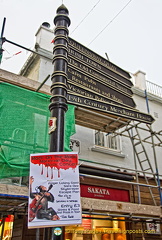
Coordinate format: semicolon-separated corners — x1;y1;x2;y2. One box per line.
31;153;78;179
28;152;82;229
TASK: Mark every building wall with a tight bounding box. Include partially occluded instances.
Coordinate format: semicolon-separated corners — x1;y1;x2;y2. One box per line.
27;59;40;81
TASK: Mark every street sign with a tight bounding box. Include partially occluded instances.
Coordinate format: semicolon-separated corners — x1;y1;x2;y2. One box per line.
68;37;133;87
67;93;154;124
67;38;136;109
67;81;135;108
67;37;154;125
67;65;133;96
67;68;136;108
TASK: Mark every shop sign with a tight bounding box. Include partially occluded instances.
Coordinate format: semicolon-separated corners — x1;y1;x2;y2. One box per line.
28;152;82;229
80;184;130;202
81;218;92;230
53;227;62;236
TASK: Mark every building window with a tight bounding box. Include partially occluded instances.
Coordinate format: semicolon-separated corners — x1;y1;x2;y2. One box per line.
95;131;105;147
95;131;121;152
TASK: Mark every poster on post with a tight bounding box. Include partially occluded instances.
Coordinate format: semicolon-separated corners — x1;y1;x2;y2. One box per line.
28;152;82;229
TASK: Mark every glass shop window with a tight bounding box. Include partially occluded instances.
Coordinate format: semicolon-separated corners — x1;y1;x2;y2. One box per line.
65;215;127;240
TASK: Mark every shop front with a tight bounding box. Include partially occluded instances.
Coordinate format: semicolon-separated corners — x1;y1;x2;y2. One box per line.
69;171;162;240
63;174;132;240
0;215;14;240
1;168;161;240
65;215;127;240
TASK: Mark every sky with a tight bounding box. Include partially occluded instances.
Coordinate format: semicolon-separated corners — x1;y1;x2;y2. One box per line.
1;0;162;86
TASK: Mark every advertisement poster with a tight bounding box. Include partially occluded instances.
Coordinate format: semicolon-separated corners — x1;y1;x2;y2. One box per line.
28;152;82;229
146;220;161;234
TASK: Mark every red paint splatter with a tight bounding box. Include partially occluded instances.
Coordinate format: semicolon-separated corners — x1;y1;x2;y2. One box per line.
58;169;60;178
51;167;53;179
41;164;43;175
31;153;78;179
47;166;49;178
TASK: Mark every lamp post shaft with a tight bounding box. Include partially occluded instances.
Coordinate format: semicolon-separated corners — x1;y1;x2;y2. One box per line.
49;4;70;152
44;4;70;240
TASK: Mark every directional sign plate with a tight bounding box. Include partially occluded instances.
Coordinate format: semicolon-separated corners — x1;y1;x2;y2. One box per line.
67;93;154;124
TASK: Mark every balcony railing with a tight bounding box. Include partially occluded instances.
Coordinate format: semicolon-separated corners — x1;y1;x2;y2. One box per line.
146;80;162;98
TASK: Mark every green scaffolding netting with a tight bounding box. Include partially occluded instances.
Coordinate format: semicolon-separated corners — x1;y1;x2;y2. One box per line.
0;82;76;179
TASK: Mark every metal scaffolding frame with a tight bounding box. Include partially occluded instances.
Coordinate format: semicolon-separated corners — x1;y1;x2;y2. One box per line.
75;106;162;207
125;123;162;206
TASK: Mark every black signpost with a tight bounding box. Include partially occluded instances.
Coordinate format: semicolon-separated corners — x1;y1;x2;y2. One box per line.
49;4;70;153
48;4;70;240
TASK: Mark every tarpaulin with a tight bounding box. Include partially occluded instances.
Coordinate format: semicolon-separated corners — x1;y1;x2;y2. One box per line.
0;82;75;178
